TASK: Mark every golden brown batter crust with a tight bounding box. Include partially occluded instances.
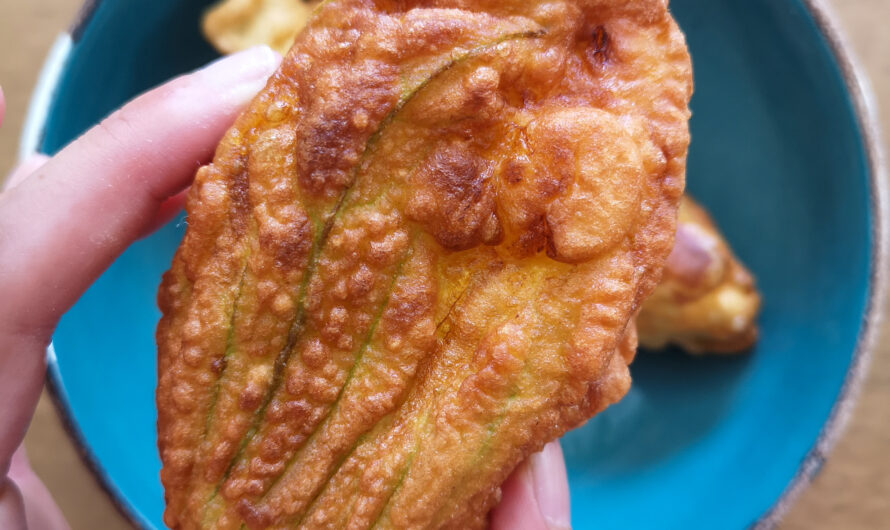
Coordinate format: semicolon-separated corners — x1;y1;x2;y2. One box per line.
204;0;763;357
159;1;692;528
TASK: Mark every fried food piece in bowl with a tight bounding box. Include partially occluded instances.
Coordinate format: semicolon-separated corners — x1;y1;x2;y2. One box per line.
204;0;320;55
158;1;692;528
637;196;761;354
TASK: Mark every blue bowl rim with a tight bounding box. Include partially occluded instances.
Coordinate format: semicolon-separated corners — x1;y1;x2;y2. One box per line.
21;0;889;528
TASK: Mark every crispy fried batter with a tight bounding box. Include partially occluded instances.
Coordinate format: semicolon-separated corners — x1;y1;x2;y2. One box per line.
159;1;692;528
637;196;761;354
202;0;761;357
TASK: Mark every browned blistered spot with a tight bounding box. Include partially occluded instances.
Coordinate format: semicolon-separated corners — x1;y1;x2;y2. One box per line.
590;25;610;64
228;166;250;235
258;207;312;271
503;159;525;185
295;62;401;198
237;498;271;530
239;382;265;411
407;143;502;250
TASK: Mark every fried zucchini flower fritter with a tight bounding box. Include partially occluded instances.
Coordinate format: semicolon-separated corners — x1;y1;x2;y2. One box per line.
158;1;693;528
204;0;762;358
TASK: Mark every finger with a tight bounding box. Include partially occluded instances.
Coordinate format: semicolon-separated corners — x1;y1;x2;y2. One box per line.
3;154;50;192
0;85;6;128
0;44;281;335
0;476;25;530
8;447;68;530
5;156;187;238
490;441;571;530
0;45;280;466
139;187;189;239
528;441;571;529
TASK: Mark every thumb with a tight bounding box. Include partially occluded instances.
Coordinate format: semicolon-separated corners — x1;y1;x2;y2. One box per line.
0;44;280;472
3;155;50;192
0;44;281;336
491;441;571;530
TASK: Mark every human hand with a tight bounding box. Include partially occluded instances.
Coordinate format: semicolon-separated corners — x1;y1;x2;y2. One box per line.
0;46;570;530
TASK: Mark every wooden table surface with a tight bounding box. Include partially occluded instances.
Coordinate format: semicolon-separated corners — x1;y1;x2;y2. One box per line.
1;1;888;528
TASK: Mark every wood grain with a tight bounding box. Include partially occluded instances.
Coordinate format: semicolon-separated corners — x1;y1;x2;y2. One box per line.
0;0;886;528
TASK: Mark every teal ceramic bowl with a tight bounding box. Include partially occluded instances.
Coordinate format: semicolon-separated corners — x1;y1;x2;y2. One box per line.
24;0;887;528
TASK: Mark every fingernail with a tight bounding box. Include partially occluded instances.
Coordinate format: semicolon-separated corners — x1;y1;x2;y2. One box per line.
530;441;572;530
196;46;282;106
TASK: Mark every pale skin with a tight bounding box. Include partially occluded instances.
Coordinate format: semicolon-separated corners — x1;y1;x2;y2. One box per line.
0;46;570;530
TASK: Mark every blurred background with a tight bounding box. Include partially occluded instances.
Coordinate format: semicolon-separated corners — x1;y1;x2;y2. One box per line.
0;0;888;528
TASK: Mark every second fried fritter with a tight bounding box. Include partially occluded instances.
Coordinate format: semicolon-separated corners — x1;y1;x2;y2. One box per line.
203;0;320;55
637;196;761;354
160;1;692;528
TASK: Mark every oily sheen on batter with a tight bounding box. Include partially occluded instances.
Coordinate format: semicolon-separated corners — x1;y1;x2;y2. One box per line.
157;1;692;528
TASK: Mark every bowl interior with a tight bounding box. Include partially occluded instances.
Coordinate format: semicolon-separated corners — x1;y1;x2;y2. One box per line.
45;0;873;528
